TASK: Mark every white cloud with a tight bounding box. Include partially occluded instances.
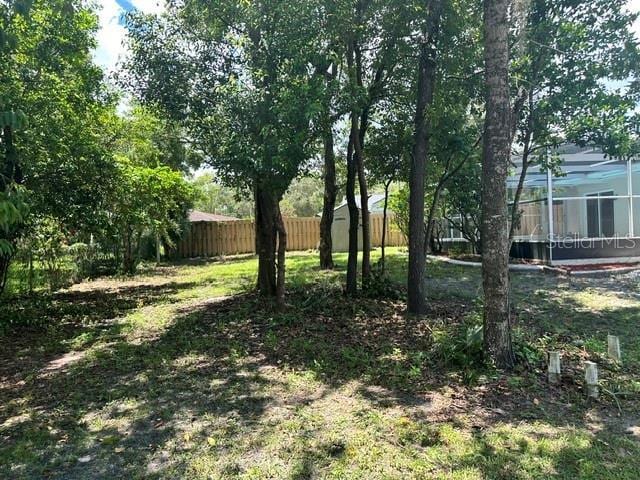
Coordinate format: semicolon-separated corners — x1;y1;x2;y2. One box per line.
93;0;165;74
94;1;126;73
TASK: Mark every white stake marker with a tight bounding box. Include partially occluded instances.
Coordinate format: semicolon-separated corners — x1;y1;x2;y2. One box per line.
585;361;598;399
548;351;561;384
607;335;621;363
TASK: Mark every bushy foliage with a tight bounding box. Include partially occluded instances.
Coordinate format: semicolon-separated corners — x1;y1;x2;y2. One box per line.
388;187;410;240
27;216;69;291
0;184;27;256
432;310;484;372
191;173;255;219
105;160;195;274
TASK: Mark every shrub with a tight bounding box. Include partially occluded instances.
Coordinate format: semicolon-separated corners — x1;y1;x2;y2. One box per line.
432;309;484;370
28;217;71;291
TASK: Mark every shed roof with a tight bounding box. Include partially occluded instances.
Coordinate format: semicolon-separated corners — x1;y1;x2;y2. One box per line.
334;193;387;212
188;210;240;222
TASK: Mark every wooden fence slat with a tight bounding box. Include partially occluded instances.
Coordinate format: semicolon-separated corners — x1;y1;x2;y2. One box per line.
175;215;405;259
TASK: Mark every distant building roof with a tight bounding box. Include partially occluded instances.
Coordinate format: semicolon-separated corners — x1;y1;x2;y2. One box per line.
508;144;626;190
334;193;387;213
188;210;240;222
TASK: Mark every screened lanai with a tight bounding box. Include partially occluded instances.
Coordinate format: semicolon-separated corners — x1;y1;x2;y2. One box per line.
507;145;640;264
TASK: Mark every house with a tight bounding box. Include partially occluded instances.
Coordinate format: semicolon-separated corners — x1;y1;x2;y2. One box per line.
331;194;389;252
440;146;640;265
188;210;239;222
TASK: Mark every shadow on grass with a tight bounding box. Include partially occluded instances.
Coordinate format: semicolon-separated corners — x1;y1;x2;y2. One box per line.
0;257;638;478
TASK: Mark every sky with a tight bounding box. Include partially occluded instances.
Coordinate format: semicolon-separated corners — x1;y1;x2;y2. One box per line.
93;0;165;73
94;0;640;74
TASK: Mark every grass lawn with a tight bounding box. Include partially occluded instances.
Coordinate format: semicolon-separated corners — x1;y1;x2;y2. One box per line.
0;248;639;479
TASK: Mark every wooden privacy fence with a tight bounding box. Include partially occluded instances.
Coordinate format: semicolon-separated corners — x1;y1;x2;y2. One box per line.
370;214;406;248
174;215;405;258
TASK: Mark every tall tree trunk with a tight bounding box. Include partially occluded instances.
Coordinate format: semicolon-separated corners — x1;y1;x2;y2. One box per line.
255;185;279;297
0;254;10;295
0;125;20;297
353;43;371;286
319;122;337;270
122;227;136;275
275;205;287;307
408;0;442;315
425;180;445;255
508;140;531;243
345;121;359;295
345;39;360;296
380;179;392;272
354;124;370;285
481;0;515;369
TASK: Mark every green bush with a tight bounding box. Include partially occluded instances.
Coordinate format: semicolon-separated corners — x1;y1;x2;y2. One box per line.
27;217;71;292
432;310;484;370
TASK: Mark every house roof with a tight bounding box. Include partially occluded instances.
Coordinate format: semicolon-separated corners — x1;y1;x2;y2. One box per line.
188;210;240;222
334;193;387;212
507;146;634;190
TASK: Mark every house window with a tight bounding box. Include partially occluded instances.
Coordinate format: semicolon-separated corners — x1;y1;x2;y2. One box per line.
586;191;615;238
449;216;463;239
444;215;464;239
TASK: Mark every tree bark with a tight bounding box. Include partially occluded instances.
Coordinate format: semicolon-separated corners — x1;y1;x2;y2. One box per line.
0;254;10;296
275;205;287;307
481;0;515;369
354;43;371;286
354;121;370;285
345;39;360;296
345;119;359;296
255;184;279;297
319;121;337;270
380;178;392;272
408;0;442;315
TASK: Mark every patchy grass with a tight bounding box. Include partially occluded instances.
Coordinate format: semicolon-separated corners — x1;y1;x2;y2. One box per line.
0;248;639;479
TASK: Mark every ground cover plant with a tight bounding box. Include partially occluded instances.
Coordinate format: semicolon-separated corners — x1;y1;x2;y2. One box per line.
1;249;638;479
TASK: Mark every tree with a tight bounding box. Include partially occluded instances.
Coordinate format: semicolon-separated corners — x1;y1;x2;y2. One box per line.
123;0;325;305
338;0;411;293
481;0;515;368
107;161;194;274
0;1;31;294
442;160;482;253
316;46;342;271
191;174;254;219
12;1;118;235
114;106;203;173
0;112;28;294
367;114;411;271
280;177;326;218
370;1;483;266
1;0;116;294
509;0;640;241
318;116;337;269
408;0;444;315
